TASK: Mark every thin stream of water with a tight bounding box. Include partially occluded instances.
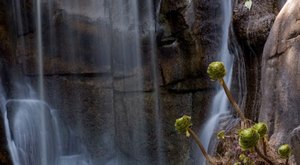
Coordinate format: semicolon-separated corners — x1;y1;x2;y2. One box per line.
199;0;234;164
145;0;165;163
5;0;162;164
36;1;48;164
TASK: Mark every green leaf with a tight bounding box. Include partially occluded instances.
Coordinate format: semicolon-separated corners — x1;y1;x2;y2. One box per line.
252;122;268;138
244;0;252;10
186;130;190;137
217;130;225;140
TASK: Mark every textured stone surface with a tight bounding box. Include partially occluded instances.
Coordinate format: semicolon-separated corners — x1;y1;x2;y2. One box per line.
21;13;112;75
289;126;300;164
259;0;300;162
233;0;279;48
157;0;224;89
0;0;282;164
41;76;115;162
232;0;281;121
160;92;193;165
114;91;193;164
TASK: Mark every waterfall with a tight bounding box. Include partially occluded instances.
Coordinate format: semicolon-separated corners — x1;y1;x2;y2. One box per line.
6;99;57;165
4;97;91;165
145;0;165;164
5;0;162;165
36;0;48;164
199;0;234;164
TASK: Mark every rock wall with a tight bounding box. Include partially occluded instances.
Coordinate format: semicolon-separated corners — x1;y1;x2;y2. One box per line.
0;0;17;164
0;0;292;164
233;0;281;120
0;0;228;164
0;0;222;164
259;0;300;163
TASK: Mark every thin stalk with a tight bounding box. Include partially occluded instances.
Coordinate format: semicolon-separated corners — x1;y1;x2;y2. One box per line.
187;128;215;165
285;158;289;165
262;138;267;156
219;78;246;122
254;146;274;165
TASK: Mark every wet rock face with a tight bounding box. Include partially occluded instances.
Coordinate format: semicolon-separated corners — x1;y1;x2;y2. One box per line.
0;1;17;165
233;0;279;48
259;0;300;163
13;0;221;164
232;0;280;120
0;0;275;164
157;0;242;163
0;114;12;165
158;0;224;88
41;76;116;163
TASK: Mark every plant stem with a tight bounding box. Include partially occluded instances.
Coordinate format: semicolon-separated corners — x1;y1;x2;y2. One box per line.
187;128;215;165
254;146;274;165
262;138;267;156
285;158;289;165
219;78;246;122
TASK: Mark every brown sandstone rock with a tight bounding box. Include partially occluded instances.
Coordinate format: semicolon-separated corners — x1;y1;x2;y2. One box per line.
259;1;300;163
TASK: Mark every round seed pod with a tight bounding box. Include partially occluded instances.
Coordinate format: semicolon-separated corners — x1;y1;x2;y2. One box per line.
278;144;292;159
253;122;268;138
238;128;260;150
175;115;192;135
207;61;227;80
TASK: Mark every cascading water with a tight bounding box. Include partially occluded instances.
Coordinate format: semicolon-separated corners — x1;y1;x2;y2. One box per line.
5;0;162;165
36;0;48;164
6;99;57;165
199;0;234;164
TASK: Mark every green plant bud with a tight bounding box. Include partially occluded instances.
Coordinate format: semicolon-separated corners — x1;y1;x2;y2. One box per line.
253;122;268;138
175;115;192;137
233;162;242;165
239;154;246;161
243;157;251;165
207;61;226;80
278;144;292;159
238;128;260;150
217;130;225;140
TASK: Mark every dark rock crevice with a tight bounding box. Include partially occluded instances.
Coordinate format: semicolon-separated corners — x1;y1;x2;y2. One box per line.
232;0;280;121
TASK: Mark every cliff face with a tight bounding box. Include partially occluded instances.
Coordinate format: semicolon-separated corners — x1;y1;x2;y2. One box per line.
259;1;300;163
233;0;281;120
0;0;223;164
0;0;16;164
0;0;296;164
